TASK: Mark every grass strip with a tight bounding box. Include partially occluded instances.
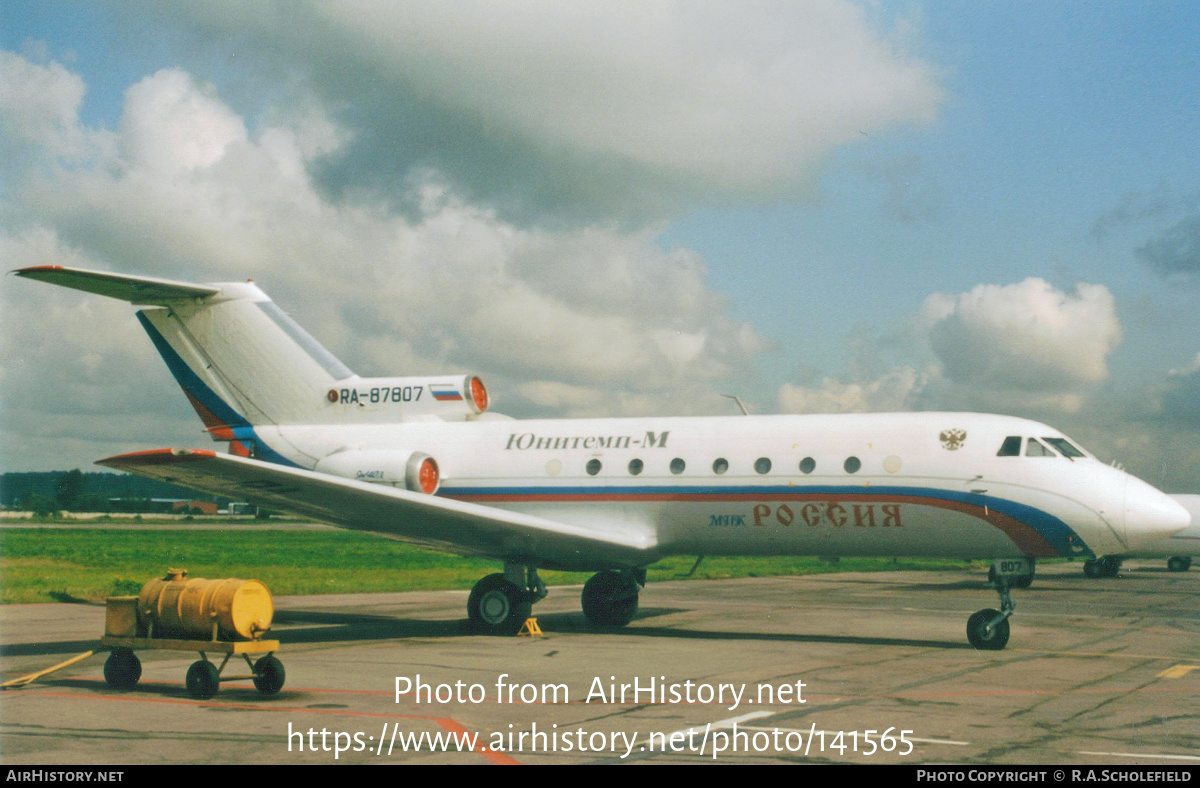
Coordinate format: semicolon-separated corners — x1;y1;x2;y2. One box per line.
1;526;992;604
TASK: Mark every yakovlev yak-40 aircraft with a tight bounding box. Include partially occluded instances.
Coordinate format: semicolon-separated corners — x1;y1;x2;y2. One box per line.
14;266;1192;650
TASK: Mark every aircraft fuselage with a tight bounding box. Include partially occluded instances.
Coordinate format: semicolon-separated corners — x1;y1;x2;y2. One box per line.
258;411;1168;571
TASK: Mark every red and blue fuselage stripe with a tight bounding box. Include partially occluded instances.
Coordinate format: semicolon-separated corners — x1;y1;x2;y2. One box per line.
439;483;1091;558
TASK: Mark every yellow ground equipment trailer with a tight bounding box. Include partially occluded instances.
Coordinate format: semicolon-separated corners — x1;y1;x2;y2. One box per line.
100;569;283;700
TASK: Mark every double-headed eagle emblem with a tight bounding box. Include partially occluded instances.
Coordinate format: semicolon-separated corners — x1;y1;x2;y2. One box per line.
939;428;967;451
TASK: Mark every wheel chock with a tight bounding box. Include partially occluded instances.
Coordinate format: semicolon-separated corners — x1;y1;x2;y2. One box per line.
517;618;543;637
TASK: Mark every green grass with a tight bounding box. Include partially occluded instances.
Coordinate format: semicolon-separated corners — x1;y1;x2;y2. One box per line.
0;527;990;604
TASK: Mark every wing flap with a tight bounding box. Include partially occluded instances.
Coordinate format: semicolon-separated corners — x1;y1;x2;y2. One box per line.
97;449;658;567
12;266;220;303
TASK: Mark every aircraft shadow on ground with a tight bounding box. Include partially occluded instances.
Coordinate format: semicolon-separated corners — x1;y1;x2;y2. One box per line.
2;603;972;667
271;606;970;650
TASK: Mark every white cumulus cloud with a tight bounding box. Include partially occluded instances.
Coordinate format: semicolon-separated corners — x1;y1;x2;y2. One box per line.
778;366;929;414
154;0;942;218
0;52;766;467
921;278;1122;393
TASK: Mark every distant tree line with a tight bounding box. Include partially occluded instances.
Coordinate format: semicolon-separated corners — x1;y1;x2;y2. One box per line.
1;470;229;514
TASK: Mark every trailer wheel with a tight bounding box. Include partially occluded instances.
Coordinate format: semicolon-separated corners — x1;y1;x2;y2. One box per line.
186;660;219;700
253;655;285;695
103;649;141;689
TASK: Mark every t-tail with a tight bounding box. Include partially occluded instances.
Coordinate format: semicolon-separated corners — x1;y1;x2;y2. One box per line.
12;266;490;459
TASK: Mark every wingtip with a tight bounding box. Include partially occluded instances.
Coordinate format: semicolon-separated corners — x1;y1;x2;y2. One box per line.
10;265;65;277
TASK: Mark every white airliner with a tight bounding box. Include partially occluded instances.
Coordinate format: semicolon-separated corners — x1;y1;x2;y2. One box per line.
13;266;1192;650
1080;494;1199;577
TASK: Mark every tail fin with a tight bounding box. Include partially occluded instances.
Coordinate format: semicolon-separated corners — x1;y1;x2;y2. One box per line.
15;266;351;436
13;266;494;448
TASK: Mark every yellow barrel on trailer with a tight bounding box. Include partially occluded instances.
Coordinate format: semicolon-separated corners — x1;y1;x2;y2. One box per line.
137;569;273;641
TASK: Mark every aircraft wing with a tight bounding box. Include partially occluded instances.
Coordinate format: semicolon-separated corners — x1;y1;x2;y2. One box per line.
97;449;658;568
12;266;219;304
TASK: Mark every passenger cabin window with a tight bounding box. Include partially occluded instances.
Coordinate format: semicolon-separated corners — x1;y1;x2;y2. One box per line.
997;436;1022;456
1025;438;1056;457
799;457;816;474
754;457;772;474
628;458;643;475
670;458;686;475
1043;438;1085;459
712;458;729;475
586;459;602;476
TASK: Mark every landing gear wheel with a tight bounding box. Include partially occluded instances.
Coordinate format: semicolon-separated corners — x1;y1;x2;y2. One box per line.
467;573;531;636
186;660;220;700
581;571;639;627
1083;559;1102;578
1167;556;1192;572
252;655;285;695
1099;556;1122;577
966;609;1010;650
103;648;141;689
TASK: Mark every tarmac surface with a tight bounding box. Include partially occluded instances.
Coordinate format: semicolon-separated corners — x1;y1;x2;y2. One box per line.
1;561;1197;766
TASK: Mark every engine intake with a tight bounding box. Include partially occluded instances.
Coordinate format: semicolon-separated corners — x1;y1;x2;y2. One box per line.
314;449;440;494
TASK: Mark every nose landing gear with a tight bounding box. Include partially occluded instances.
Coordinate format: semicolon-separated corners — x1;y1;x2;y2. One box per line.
968;559;1028;650
967;584;1014;651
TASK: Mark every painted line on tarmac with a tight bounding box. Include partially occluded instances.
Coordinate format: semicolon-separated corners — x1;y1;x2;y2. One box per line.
7;688;514;765
1077;750;1200;762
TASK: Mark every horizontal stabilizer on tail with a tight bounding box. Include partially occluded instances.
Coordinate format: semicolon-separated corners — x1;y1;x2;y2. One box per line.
14;264;491;429
12;266;220;304
97;449;658;568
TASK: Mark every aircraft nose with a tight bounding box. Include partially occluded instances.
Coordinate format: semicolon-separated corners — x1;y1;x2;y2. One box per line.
1124;479;1192;550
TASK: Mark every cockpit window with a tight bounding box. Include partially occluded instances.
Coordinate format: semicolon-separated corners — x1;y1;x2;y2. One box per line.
1043;437;1085;459
1025;438;1056;457
997;436;1022;457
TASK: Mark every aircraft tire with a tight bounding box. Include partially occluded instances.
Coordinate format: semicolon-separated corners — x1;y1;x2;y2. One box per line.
1167;556;1192;572
467;573;532;636
1083;559;1102;578
103;648;141;690
186;660;220;700
966;609;1010;651
581;571;639;627
1098;556;1122;577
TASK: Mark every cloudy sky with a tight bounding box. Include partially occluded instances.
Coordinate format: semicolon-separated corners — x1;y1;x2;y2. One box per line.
1;2;1197;491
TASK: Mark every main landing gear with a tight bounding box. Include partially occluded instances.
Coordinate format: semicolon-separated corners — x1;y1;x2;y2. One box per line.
1085;555;1193;575
1083;556;1122;578
466;565;645;635
467;565;546;636
968;558;1032;650
581;569;643;627
1167;556;1192;572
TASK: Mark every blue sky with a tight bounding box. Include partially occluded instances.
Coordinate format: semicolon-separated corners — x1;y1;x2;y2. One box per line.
665;2;1200;375
1;1;1197;489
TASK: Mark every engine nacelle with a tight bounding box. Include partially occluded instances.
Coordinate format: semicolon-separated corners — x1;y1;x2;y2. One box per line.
323;374;489;422
314;449;440;494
